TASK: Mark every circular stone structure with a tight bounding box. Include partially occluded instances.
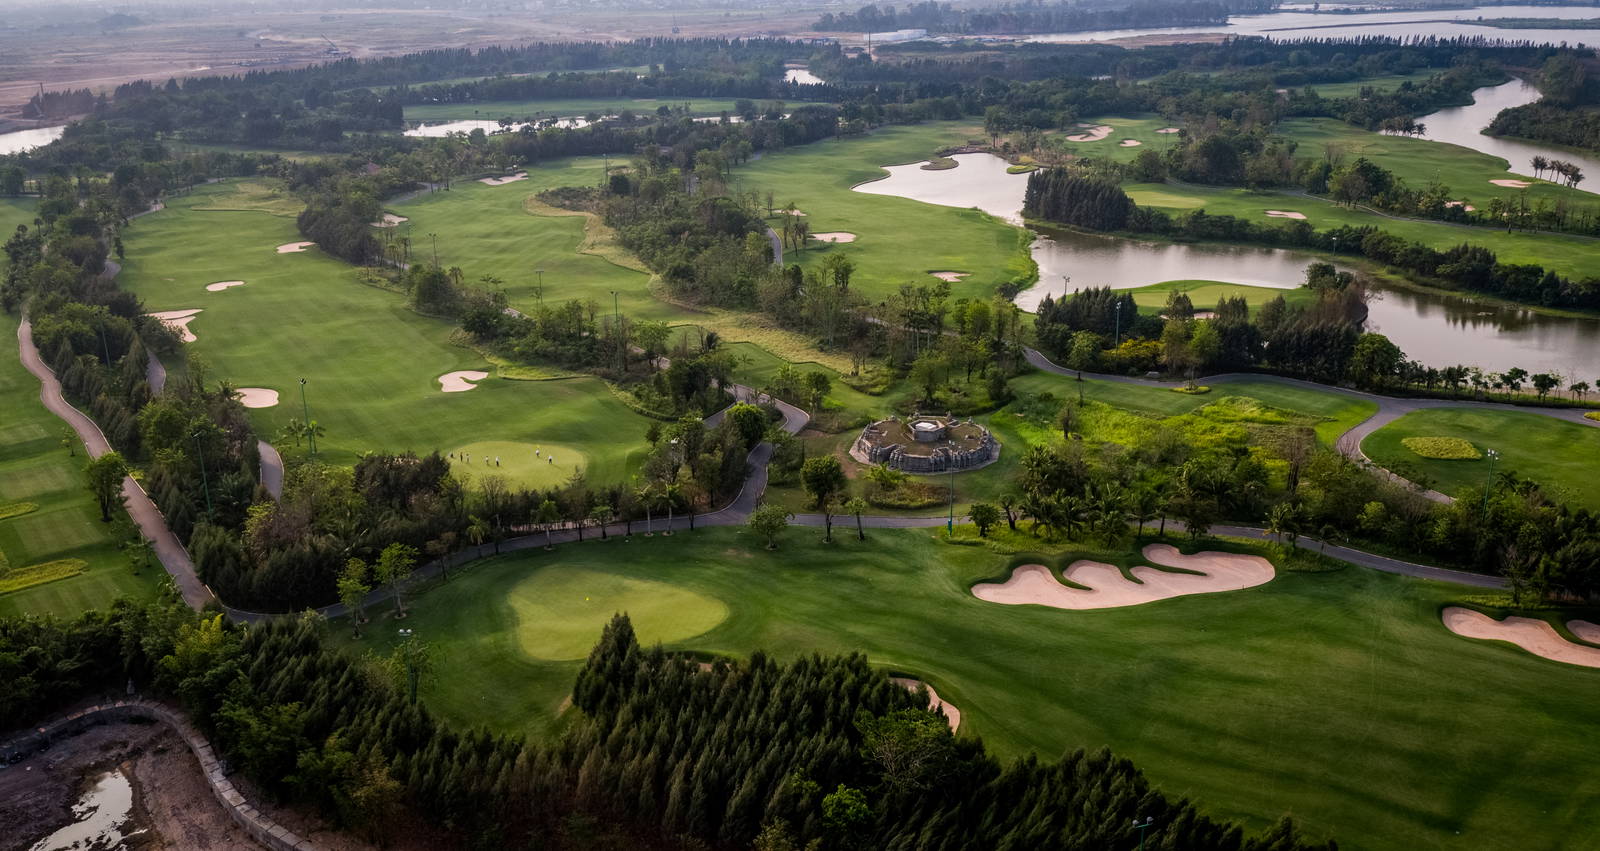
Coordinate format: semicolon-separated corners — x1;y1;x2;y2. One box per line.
851;413;1000;473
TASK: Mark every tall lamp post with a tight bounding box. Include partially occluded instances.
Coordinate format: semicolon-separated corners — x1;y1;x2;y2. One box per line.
1114;298;1122;347
610;290;622;374
1132;817;1155;851
1481;448;1499;516
299;378;316;457
534;267;544;307
946;465;955;536
397;628;420;704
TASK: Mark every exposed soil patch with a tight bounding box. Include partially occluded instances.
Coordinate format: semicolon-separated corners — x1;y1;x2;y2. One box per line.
1442;607;1600;668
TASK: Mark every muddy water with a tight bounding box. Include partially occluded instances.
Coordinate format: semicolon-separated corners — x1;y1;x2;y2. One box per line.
852;152;1600;376
1420;78;1600;192
28;770;142;851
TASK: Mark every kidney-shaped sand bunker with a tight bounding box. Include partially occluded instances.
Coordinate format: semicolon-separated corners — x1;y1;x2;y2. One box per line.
972;544;1274;610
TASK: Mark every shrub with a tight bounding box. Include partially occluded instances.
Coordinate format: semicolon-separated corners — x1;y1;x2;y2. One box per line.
0;559;86;594
1586;411;1600;422
1172;385;1211;395
1401;436;1482;460
0;502;38;520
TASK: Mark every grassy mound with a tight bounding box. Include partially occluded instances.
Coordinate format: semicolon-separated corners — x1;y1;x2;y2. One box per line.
1402;436;1482;460
921;156;958;170
0;558;87;595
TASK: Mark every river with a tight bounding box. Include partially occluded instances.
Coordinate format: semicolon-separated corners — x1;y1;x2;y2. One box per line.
1420;77;1600;192
1025;5;1600;45
854;152;1600;378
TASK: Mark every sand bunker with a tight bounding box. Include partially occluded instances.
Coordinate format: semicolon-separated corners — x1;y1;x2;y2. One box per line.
778;208;806;216
204;280;245;292
479;172;529;186
810;232;857;244
930;271;969;282
1265;210;1308;220
1064;124;1114;143
1442;607;1600;669
372;213;409;227
275;242;314;253
972;544;1273;610
147;309;202;343
1119;139;1143;147
1445;201;1477;212
1155;127;1181;134
891;678;961;732
1490;179;1532;188
438;370;490;392
1571;620;1600;644
235;388;279;408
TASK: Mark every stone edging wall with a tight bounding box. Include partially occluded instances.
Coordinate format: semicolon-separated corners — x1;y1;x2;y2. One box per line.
0;698;319;851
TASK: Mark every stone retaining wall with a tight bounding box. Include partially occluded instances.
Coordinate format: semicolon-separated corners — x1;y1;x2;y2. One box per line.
0;698;319;851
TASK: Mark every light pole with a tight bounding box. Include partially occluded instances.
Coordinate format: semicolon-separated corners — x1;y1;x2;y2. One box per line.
946;465;955;536
534;268;544;307
1481;448;1499;516
1114;298;1122;347
191;429;213;518
299;378;316;457
610;290;623;374
1132;817;1155;851
397;628;419;704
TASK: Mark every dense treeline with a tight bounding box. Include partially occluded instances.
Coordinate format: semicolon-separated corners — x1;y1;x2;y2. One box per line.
1023;170;1134;230
1;605;1340;850
1487;53;1600;153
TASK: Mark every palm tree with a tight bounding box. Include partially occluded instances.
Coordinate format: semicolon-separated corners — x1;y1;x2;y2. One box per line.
466;514;490;557
661;483;681;535
278;418;306;448
1531;155;1548;180
844;496;869;541
589;504;614;540
636;482;657;535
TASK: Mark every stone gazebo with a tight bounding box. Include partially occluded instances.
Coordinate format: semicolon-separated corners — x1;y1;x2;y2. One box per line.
850;414;1000;474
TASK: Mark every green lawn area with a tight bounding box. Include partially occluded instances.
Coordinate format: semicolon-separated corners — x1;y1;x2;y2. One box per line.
1363;407;1600;508
1295;73;1441;99
404;97;775;124
733;122;1037;302
343;527;1600;851
1124;179;1600;281
118;179;655;476
387;158;678;321
1050;115;1187;164
1122;279;1318;314
0;310;161;618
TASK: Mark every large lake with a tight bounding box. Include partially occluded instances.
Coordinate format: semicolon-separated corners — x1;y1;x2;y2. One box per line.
854;152;1600;377
1026;5;1600;45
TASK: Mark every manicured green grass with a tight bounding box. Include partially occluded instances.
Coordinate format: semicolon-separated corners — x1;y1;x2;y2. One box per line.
506;567;729;660
343;527;1600;850
117;180;655;475
446;440;585;490
733;122;1037;302
1125;179;1600;281
1122;279;1318;314
0;311;161;618
387;159;675;320
1053;115;1186;164
1363;408;1600;507
404;97;763;123
1296;73;1440;99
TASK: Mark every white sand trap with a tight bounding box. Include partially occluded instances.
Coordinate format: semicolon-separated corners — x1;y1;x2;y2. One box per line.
930;271;969;282
205;280;245;292
276;242;314;253
1119;139;1143;147
779;208;806;216
1570;620;1600;644
1444;200;1477;212
1442;607;1600;669
372;213;409;227
235;387;279;408
1265;210;1307;220
1064;124;1114;143
891;678;961;732
438;370;490;392
147;309;202;343
1155;127;1181;134
1490;179;1532;188
972;544;1273;610
479;172;529;186
810;232;857;243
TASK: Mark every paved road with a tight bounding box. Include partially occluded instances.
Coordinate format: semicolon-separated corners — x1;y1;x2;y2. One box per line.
16;316;215;610
1024;347;1599;503
256;441;284;499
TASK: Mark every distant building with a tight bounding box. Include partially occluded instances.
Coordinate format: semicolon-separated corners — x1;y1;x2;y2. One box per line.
868;29;928;44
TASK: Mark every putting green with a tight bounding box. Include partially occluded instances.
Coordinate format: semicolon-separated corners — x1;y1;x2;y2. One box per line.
447;440;587;490
507;568;728;660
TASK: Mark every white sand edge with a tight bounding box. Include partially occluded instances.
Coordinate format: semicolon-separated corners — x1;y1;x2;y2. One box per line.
891;677;961;732
810;232;857;243
1490;179;1532;188
1064;124;1114;143
372;213;409;227
1119;139;1143;147
235;388;279;408
276;242;314;253
971;544;1273;610
1569;619;1600;645
205;280;245;292
480;172;529;186
438;370;490;392
930;271;969;282
1155;127;1181;134
1442;607;1600;668
147;309;202;343
1265;210;1307;220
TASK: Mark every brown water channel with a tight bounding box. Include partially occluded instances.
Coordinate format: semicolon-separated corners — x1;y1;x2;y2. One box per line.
854;152;1600;377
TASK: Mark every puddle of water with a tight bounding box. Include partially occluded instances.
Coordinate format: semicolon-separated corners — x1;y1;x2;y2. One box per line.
28;770;142;851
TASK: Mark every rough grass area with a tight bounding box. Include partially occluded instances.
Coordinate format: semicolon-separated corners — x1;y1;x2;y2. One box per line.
1364;408;1600;507
1401;436;1482;460
337;527;1600;851
0;559;87;595
118;179;655;478
186;178;305;217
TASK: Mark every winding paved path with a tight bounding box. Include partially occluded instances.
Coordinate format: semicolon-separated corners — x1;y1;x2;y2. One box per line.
766;226;784;266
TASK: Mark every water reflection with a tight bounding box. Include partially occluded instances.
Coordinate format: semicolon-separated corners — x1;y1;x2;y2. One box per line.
404;117;592;137
28;770;140;851
0;125;65;155
784;68;825;85
851;152;1600;376
1025;5;1600;45
1421;78;1600;192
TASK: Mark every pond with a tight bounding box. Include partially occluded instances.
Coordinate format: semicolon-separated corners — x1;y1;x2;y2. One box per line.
27;770;141;851
404;117;593;137
1025;5;1600;45
852;152;1600;377
1420;78;1600;192
784;68;825;86
0;125;65;155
